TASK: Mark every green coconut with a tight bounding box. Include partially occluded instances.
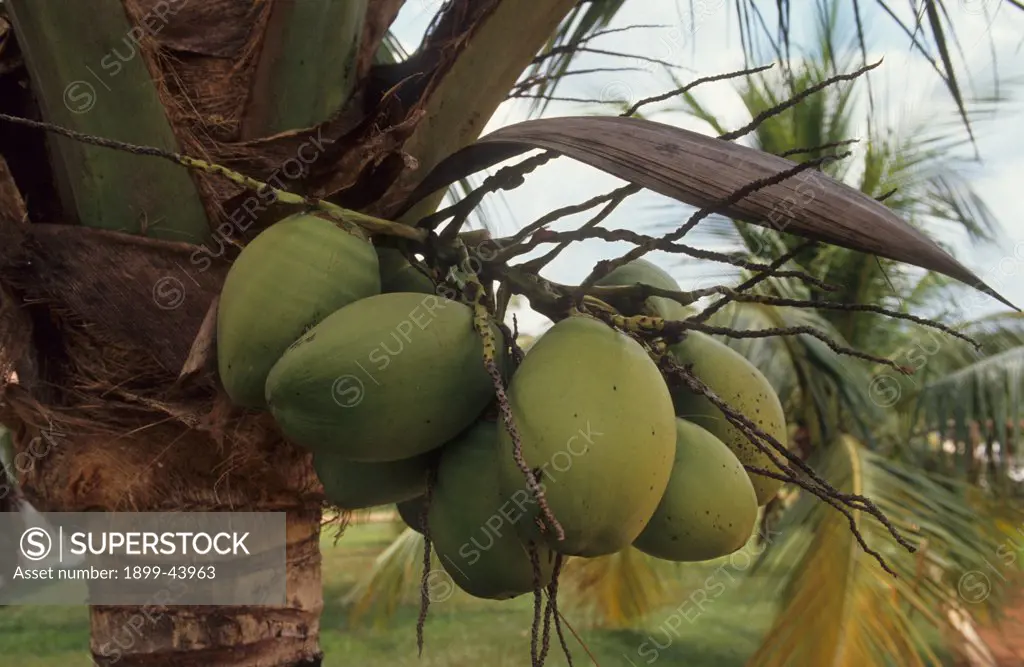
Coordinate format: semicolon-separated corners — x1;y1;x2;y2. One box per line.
633;418;758;561
497;314;677;557
313;450;433;510
396;496;427;535
265;292;504;462
217;212;380;409
668;331;788;505
377;247;436;295
594;258;688;321
430;420;556;600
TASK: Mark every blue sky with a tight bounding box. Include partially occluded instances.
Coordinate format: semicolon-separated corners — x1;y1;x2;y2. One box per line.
391;1;1024;334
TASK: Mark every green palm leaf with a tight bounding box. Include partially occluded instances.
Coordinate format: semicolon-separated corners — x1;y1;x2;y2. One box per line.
746;435;1017;667
520;0;632;115
733;0;1024;139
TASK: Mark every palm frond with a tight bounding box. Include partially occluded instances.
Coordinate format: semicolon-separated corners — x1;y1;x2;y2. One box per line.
916;345;1024;452
344;525;676;629
558;547;672;627
344;526;434;626
664;0;1015;263
734;0;1024;139
520;0;633;116
746;435;1017;666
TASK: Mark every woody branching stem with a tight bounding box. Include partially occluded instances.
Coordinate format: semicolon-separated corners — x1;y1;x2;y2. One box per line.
528;543;544;667
718;60;883;141
458;242;565;543
416;465;437;657
777;138;860;158
418;152;558;236
699;293;981;348
519;185;639;273
495;184;642;257
621;64;776;117
660;358;912;576
687;321;914;370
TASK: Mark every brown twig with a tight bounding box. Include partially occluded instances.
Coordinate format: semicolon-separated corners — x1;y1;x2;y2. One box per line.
578;154;847;288
499;184;642;255
548;554;573;667
520;186;639;272
461;252;564;541
663;358;915;558
744;464;901;576
876;188;898;202
416;465;437;657
778;138;860;158
622;64;775;117
719;60;883;141
417;152;558;235
692;240;817;322
482;342;564;541
551;606;596;666
699;291;981;348
680;320;911;374
529;543;544;667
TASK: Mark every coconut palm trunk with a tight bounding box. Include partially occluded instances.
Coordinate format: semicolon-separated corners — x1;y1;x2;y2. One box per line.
0;1;577;664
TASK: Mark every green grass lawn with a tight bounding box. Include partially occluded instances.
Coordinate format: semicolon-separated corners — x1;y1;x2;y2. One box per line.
0;520;797;666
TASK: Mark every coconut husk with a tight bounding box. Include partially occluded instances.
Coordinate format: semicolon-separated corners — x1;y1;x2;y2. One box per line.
0;210;323;512
0;222;228;372
3;386;320;513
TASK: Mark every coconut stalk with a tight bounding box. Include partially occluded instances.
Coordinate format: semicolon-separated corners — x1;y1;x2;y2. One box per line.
368;0;580;222
4;0;210;243
240;0;369;138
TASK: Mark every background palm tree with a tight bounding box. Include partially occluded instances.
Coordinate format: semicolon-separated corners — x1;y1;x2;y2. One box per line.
0;1;1021;666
